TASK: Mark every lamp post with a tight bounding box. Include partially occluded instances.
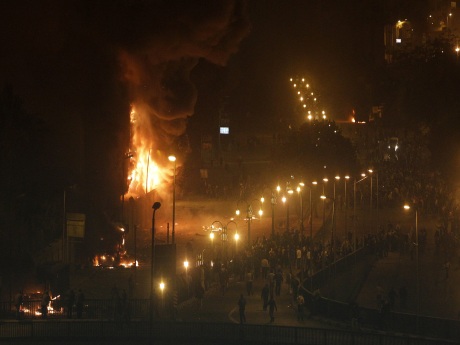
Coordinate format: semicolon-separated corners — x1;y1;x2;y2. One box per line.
236;199;262;248
184;260;189;276
209;232;215;260
159;281;165;311
168;155;177;244
310;181;317;241
404;204;419;332
321;193;336;262
282;187;294;231
234;232;239;255
211;220;237;263
353;173;368;251
261;190;276;238
333;176;340;258
297;183;304;235
322;178;328;225
344;176;350;234
150;201;161;327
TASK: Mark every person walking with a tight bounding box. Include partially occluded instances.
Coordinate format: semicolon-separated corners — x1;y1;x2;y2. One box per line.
41;291;51;319
296;294;305;321
14;290;23;320
267;297;277;323
261;283;269;311
238;294;246;324
274;269;283;296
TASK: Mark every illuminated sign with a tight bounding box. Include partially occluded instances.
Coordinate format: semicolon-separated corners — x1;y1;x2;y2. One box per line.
220;127;229;134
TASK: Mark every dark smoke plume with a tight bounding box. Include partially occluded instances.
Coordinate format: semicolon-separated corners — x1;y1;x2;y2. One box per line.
116;0;251;151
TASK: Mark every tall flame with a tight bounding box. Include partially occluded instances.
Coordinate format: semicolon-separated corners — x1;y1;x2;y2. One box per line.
125;105;168;198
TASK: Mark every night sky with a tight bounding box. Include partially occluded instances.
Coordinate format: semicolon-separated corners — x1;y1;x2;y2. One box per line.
1;0;445;210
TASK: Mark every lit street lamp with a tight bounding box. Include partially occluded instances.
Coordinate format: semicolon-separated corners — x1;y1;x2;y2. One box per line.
322;178;328;225
297;183;304;235
183;260;189;276
150;201;161;327
236;199;262;247
404;203;419;332
310;181;318;240
209;232;215;259
353;173;368;250
211;220;237;263
168;155;177;244
320;192;336;261
234;232;239;254
344;176;350;234
261;189;276;238
159;281;165;311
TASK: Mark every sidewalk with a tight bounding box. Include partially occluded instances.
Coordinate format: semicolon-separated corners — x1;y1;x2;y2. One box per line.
177;273;349;329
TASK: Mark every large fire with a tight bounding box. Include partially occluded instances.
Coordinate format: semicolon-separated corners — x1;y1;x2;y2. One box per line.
125;105;171;198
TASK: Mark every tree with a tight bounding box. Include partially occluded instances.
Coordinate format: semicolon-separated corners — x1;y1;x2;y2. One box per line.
274;120;359;179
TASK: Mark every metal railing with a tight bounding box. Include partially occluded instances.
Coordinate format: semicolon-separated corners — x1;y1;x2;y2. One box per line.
0;320;457;344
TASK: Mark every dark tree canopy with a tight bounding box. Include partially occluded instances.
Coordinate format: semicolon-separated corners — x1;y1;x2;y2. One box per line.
275;120;358;180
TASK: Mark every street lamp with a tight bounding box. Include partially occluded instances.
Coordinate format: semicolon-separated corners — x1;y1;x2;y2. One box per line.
353;173;368;251
322;178;328;225
211;220;237;263
150;201;161;326
332;175;340;258
209;232;215;259
320;192;336;262
261;189;276;238
344;176;350;234
297;183;304;235
404;204;419;332
159;281;165;311
183;260;189;276
234;232;239;255
168;155;177;244
310;181;318;240
236;199;262;247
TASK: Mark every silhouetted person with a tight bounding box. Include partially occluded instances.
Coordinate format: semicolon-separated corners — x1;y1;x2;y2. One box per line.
14;290;23;320
41;291;50;319
296;294;305;321
267;297;277;323
238;294;246;324
261;283;269;310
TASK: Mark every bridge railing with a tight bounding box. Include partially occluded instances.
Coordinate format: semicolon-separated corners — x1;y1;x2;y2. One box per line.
0;320;456;345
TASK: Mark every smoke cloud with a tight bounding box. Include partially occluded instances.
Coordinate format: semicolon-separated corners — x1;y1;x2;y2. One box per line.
117;0;251;151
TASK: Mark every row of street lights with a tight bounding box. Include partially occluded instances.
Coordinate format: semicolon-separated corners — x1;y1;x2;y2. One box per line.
231;170;380;250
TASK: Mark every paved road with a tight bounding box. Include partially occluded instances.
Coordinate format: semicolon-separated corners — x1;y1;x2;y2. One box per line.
177;271;348;330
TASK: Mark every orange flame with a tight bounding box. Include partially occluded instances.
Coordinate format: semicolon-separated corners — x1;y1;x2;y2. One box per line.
125;105;168;197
